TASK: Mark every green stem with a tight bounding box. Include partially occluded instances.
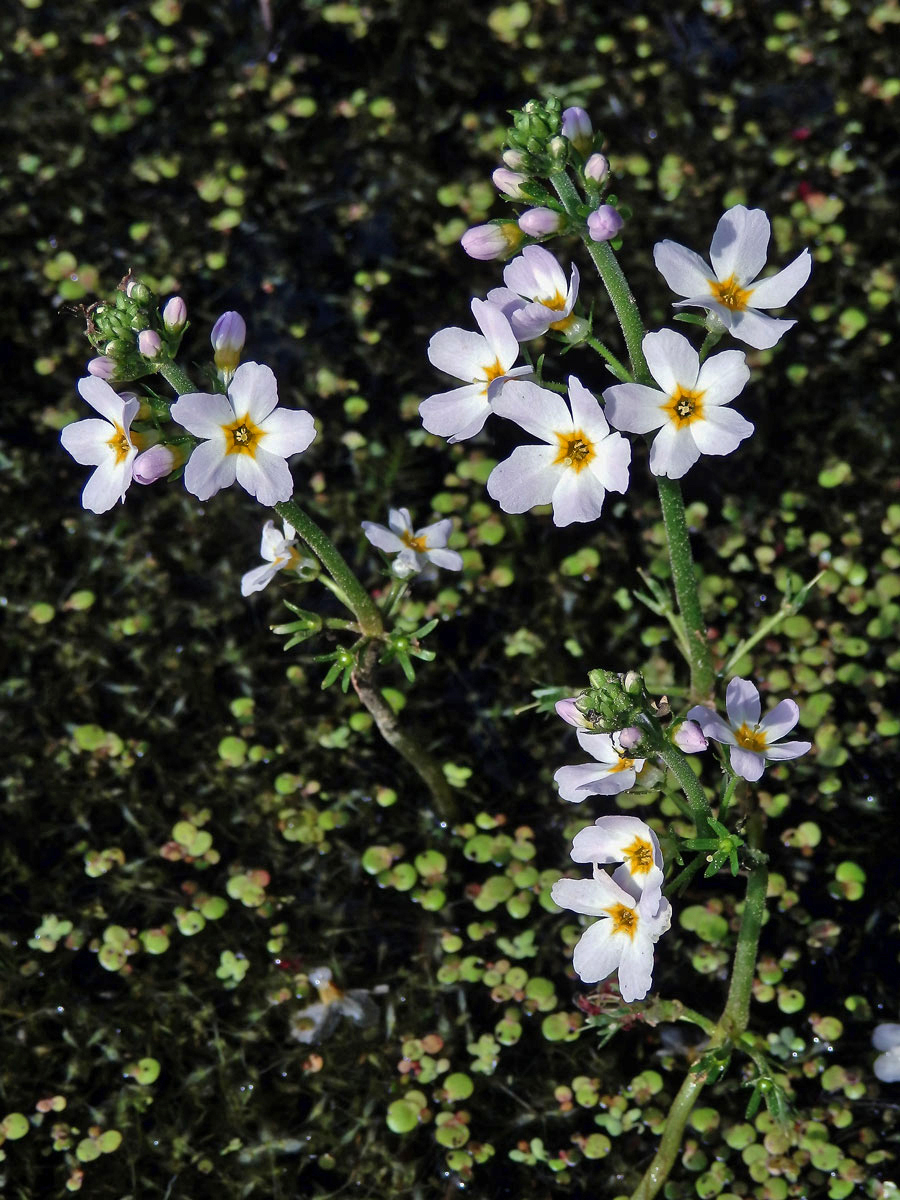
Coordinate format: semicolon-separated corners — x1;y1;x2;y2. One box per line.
629;860;768;1200
275;500;383;639
158;359;197;397
585;336;632;383
717;774;741;825
656;742;713;838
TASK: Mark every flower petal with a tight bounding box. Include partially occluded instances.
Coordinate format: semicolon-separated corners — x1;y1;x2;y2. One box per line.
419;384;491;441
616;927;656;1002
648;423;701;479
228;361;279;423
241;561;281;596
725;677;761;727
259;519;282;561
709;205;771;284
183;438;237;501
550;466;606;526
689;405;754;456
762;740;811;762
171;391;236;439
486;444;560;514
551;872;631;916
603;382;667;434
653;240;714;299
643;328;700;393
61;418;116;467
724;308;796;350
471;297;519;368
555;762;612;802
234;447;294;505
260;407;317;458
425;547;463;571
757;698;800;742
81;456;133;514
696;350;750;407
746;249;812;308
508;302;555;341
76;376;128;426
571;816;662;869
575;730;620;764
572;920;623;985
490;380;572;442
729;745;766;782
388;508;413;536
589;431;631;495
361;522;405;554
872;1024;900;1052
686;705;737;746
427;328;491;382
567;376;609;439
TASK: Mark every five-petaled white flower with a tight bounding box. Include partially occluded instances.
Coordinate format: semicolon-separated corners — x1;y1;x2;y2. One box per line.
170;362;316;506
604;329;752;480
570;816;665;907
241;519;303;596
361;507;463;579
487;376;631;527
487;245;580;341
555;728;646;802
654;205;811;350
551;864;671;1001
687;677;811;783
419;299;530;443
60;377;141;514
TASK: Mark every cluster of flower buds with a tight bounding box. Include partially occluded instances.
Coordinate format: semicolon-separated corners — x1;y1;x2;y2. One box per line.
85;275;188;382
572;669;656;737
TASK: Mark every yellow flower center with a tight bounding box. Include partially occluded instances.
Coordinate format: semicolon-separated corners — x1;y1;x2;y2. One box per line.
401;530;428;553
622;835;655;877
315;978;343;1006
608;755;636;774
553;428;595;473
709;273;753;311
734;723;768;753
106;424;132;465
663;386;705;429
604;903;638;940
541;288;568;312
478;358;507;394
224;413;264;456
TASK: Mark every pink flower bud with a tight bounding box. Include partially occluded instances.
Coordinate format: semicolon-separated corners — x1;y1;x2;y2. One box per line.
162;296;187;332
211;310;246;374
587;204;624;243
584;153;609;183
138;330;162;358
460;222;524;261
561;106;593;156
673;720;708;754
616;725;643;751
517;207;563;236
492;167;528;200
87;355;116;379
133;444;181;485
555;698;592;729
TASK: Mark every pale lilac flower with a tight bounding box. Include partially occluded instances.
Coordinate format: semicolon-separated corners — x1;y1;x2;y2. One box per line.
487;245;580;341
518;207;563;237
584;153;609;183
570;815;665;910
555;728;646;802
672;720;708;754
362;507;463;579
653;205;812;349
587;205;624;242
87;356;116;379
171;361;316;506
551;865;671;1001
492;168;528;200
133;444;180;485
561;106;593;156
460;222;524;261
604;328;752;480
687;678;811;783
420;298;529;443
873;1025;900;1083
60;377;141;514
138;329;162;358
487;376;630;527
162;297;187;332
241;519;301;596
211;311;246;377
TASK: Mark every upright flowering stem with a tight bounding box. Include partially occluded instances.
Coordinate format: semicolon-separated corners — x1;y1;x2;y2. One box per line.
629;860;768;1200
158;359;198;399
274;500;383;639
549;169;715;701
655;742;713;839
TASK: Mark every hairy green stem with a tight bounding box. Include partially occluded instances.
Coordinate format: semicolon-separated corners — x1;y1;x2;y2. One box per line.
275;500;383;638
656;742;713;838
629;860;768;1200
158;359;197;397
351;643;458;823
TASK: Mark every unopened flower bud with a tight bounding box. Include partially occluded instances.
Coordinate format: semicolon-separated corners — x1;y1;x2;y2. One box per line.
561;106;593;156
133;444;184;485
87;355;116;379
547;135;568;166
502;148;527;170
587;204;624;243
162;296;187;332
138;330;162;358
126;279;151;304
560;315;590;344
460;222;524;261
555;698;593;729
617;725;643;751
584;153;609;183
623;671;644;696
492;167;528;200
518;207;563;237
211;310;246;376
672;720;708;754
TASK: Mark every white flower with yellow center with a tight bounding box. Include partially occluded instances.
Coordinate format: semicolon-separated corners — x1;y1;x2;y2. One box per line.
361;507;463;579
570;815;665;911
604;328;752;480
551;865;671;1001
60;377;141;514
654;205;811;349
241;519;304;596
419;299;530;444
487;376;631;527
554;729;645;802
687;677;811;783
170;361;316;506
487;245;580;341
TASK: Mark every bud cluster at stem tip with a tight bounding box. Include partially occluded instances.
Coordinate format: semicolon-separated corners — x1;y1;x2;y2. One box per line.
574;669;659;739
85;273;188;382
